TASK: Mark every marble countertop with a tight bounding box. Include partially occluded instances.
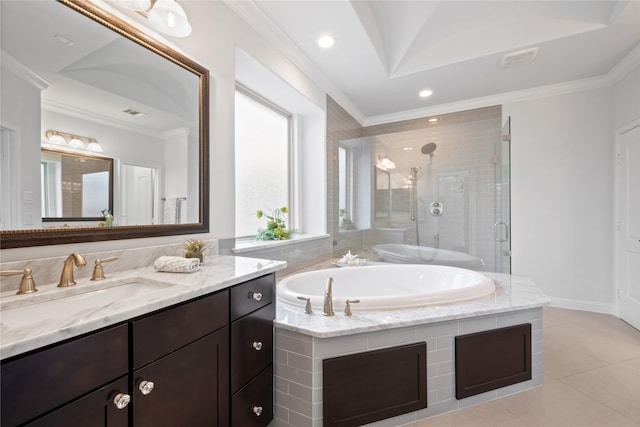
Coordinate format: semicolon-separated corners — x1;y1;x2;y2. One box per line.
274;271;550;338
0;255;287;360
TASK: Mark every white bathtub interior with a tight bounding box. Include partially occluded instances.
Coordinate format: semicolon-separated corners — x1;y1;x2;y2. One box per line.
277;264;496;311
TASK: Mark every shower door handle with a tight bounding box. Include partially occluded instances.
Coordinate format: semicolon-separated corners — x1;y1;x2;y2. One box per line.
495;221;509;242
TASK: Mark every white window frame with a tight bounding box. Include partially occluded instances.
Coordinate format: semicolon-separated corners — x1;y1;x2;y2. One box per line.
235;84;295;237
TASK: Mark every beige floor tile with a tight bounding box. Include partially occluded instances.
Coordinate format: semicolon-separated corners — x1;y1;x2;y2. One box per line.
615;357;640;376
560;364;640;423
495;379;638;427
408;401;526;427
402;308;640;427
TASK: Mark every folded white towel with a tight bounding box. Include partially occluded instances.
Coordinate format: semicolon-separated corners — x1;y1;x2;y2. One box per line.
154;256;200;273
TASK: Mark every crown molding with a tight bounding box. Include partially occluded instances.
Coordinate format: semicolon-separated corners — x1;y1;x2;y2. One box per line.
0;50;50;91
42;98;163;139
363;75;613;126
608;42;640;85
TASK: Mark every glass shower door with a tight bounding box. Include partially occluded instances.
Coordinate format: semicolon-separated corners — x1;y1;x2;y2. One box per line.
494;117;512;273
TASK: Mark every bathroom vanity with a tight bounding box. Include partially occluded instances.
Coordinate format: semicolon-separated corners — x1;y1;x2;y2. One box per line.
0;255;285;427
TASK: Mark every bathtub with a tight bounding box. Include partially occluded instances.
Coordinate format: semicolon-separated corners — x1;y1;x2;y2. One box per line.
277;264;495;311
373;244;485;268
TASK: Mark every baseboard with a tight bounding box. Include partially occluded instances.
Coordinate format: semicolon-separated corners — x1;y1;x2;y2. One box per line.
548;297;614;315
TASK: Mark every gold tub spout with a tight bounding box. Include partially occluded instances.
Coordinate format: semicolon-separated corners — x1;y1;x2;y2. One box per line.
58;253;87;287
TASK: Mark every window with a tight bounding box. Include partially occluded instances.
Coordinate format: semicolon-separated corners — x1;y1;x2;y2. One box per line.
235;85;292;238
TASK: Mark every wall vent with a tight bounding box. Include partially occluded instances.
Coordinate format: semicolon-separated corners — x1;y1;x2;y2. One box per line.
123;108;146;117
500;47;539;68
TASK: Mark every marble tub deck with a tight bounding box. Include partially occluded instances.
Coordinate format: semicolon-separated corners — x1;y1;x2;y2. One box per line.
274;272;550;337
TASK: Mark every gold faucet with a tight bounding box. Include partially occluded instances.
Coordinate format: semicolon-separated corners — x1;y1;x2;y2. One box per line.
0;268;38;294
58;253;87;287
323;277;335;316
91;256;119;281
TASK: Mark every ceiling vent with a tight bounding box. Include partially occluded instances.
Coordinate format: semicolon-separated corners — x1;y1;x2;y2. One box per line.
123;108;146;117
500;47;539;68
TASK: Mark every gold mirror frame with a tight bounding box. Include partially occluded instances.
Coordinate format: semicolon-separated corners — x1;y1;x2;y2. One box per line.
0;0;209;249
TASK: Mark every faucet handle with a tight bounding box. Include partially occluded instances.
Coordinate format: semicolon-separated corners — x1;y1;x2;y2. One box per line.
91;256;119;281
344;299;360;316
1;268;38;295
297;296;313;314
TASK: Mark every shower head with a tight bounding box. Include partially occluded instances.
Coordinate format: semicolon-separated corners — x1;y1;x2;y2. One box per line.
421;143;437;155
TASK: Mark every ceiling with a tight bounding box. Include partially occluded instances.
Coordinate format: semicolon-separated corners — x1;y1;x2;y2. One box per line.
249;0;640;123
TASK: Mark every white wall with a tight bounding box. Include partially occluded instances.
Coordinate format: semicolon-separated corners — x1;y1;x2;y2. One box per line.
612;65;640;131
1;66;43;229
505;88;615;312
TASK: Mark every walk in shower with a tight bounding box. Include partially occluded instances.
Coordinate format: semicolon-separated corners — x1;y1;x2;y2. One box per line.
335;105;511;274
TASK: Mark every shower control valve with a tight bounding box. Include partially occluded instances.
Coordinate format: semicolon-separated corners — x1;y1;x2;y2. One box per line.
430;201;444;216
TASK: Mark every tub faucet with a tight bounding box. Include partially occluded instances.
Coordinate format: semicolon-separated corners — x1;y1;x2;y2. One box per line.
323;277;335;316
58;253;87;287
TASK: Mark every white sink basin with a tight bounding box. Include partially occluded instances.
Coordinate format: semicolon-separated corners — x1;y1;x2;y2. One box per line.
0;277;176;329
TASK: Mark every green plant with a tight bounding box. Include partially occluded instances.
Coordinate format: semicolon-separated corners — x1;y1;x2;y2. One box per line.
255;207;292;240
182;239;208;254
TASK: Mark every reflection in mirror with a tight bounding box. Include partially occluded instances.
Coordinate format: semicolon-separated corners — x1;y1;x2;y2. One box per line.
0;0;209;248
41;148;113;221
374;166;390;219
337;138;372;231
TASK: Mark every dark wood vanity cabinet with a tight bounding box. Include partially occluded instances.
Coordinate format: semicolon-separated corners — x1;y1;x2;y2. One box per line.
1;324;130;426
0;273;276;427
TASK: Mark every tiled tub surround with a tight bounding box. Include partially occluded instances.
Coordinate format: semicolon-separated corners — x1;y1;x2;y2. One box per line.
0;253;286;360
273;273;549;427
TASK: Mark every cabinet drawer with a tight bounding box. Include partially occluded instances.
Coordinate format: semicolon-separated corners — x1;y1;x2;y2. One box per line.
27;376;129;427
230;274;274;321
133;290;228;369
231;303;274;393
231;366;273;427
1;324;128;427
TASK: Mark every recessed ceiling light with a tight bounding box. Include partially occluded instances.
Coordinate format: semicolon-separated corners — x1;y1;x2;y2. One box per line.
318;35;336;48
419;89;433;98
403;147;414;151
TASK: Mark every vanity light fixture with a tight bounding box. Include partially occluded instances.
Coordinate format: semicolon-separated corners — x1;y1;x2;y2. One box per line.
45;130;104;153
86;139;104;153
110;0;192;37
47;131;67;146
318;34;336;48
428;117;439;123
378;155;396;170
419;89;433;98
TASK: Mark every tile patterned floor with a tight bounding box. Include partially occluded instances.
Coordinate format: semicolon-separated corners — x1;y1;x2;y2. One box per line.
406;307;640;427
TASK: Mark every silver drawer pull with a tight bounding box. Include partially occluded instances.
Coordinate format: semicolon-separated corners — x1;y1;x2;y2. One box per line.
138;380;155;395
249;291;263;301
252;405;263;417
113;393;131;410
252;341;263;351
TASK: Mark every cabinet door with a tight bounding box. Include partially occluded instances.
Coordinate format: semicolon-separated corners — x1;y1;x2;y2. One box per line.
26;376;129;427
231;303;274;393
133;326;229;427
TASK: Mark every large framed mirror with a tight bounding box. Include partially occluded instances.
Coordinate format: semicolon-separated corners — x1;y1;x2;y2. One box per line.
0;0;209;248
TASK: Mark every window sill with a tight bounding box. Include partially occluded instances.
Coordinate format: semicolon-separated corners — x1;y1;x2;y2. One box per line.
231;233;330;254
